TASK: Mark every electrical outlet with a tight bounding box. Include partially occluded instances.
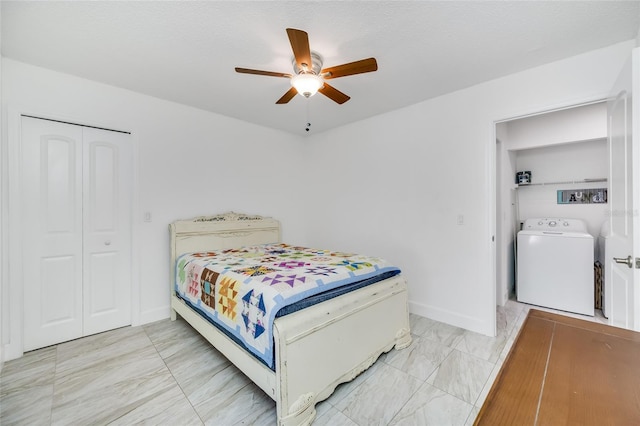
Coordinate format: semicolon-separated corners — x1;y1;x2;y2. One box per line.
457;214;464;225
144;212;152;222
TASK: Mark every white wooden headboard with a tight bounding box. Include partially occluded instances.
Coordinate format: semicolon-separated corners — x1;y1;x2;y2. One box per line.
169;212;281;292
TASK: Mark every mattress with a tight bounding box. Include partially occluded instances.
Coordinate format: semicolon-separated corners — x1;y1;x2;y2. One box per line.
175;243;401;368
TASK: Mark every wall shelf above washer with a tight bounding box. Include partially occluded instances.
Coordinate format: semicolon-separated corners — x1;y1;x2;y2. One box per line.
516;178;607;188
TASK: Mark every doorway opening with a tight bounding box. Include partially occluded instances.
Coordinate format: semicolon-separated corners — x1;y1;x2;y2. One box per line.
494;101;608;317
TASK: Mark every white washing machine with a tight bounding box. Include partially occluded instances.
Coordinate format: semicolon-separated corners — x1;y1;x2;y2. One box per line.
517;218;594;316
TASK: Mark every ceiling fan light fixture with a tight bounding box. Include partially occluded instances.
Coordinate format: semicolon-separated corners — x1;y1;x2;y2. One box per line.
291;73;324;98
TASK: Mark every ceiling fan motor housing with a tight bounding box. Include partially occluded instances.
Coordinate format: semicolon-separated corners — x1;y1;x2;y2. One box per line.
293;51;324;76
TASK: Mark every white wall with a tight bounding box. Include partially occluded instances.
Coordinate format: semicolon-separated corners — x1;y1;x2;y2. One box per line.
515;140;608;237
506;102;607;150
303;40;634;336
496;124;517;305
1;59;306;359
0;4;4;370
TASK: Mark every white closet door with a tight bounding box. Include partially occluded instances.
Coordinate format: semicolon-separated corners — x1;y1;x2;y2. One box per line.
82;127;132;335
22;117;84;351
22;117;133;351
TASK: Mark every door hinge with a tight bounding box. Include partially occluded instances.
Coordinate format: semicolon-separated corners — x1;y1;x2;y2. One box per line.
636;258;640;269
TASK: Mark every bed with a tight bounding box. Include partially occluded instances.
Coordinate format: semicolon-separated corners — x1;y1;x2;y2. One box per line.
169;212;412;426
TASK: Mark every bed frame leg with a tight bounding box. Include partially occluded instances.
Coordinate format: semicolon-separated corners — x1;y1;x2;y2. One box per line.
395;327;412;350
278;392;316;426
170;308;177;321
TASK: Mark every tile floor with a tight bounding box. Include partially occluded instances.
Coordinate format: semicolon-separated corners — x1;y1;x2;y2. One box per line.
0;301;608;425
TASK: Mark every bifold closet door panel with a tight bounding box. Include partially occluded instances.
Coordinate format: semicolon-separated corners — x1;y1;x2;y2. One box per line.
82;127;132;335
22;116;84;351
21;117;133;352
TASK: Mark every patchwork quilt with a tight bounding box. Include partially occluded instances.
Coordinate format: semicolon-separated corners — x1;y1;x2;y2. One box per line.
175;243;401;368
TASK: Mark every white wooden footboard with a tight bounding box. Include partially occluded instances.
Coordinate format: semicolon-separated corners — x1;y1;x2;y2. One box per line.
273;275;411;426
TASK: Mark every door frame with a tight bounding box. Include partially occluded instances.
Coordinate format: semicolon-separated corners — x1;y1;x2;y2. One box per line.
2;106;141;361
491;95;611;322
633;50;640;331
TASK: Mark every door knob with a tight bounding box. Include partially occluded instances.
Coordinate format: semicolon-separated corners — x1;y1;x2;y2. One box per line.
613;255;633;268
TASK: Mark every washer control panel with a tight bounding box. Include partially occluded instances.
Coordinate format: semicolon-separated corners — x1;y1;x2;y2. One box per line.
522;218;588;233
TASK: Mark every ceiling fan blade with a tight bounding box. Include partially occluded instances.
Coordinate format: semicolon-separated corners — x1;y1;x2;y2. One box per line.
321;58;378;79
235;67;291;78
276;87;298;104
318;83;350;104
286;28;312;71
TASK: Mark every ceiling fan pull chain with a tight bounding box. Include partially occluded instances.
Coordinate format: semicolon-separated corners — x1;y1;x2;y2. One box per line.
305;98;311;132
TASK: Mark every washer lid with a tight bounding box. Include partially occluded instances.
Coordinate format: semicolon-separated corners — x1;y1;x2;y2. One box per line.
518;230;593;239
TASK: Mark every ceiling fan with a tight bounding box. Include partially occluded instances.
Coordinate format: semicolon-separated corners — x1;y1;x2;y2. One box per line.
235;28;378;105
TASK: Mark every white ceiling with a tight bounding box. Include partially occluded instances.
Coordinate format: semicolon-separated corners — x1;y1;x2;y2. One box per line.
2;1;640;135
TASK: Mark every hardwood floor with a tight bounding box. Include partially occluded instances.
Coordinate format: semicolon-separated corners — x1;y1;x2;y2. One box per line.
475;309;640;425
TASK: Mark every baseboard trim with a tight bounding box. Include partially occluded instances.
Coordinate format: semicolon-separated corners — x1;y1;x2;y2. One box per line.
409;301;492;336
138;306;170;326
